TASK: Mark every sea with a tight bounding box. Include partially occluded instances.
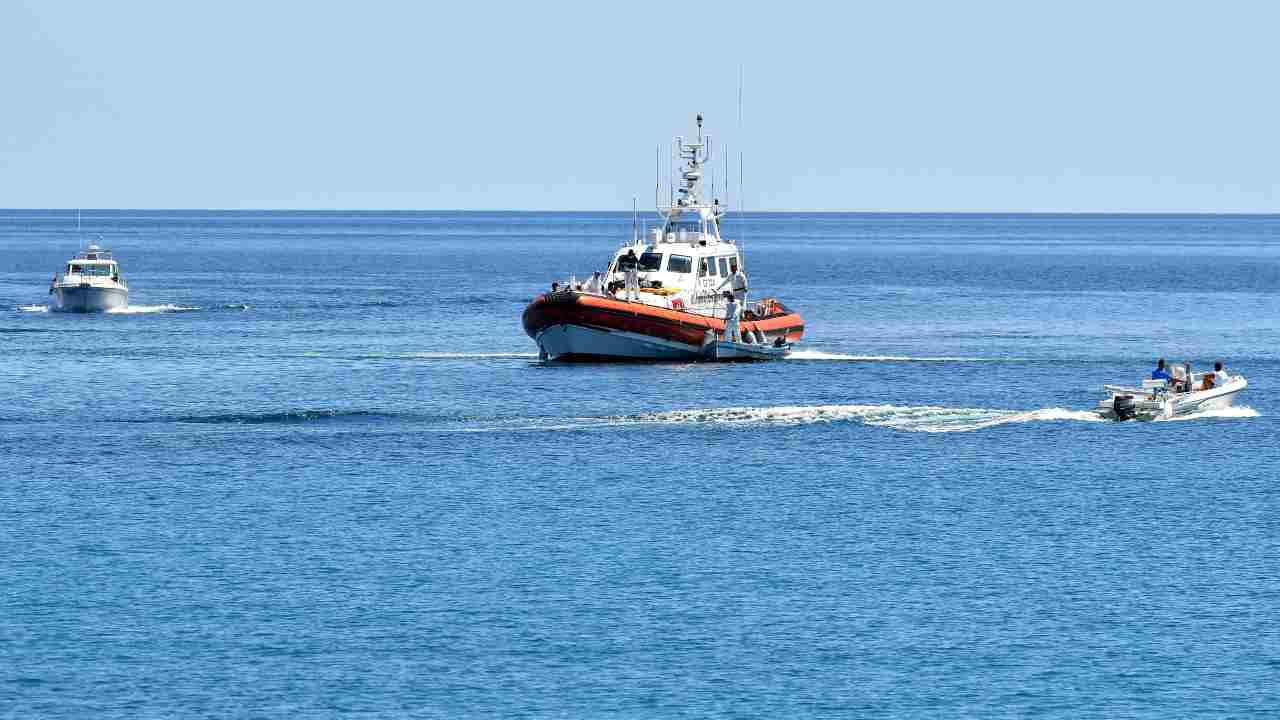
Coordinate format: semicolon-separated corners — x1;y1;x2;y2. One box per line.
2;210;1277;717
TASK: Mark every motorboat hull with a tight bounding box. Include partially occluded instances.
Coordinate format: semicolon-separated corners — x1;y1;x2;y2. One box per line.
50;284;128;313
1096;377;1247;421
705;339;792;361
523;291;803;362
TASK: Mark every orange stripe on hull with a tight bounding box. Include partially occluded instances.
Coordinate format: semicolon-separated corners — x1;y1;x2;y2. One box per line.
522;292;805;346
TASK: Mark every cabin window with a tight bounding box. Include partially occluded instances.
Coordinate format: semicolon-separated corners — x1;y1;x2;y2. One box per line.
729;257;738;273
698;258;709;277
638;252;664;272
668;255;692;274
718;257;729;277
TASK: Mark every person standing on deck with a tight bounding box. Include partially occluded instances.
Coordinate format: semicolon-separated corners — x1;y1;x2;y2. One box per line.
723;291;741;343
618;249;640;301
719;265;748;305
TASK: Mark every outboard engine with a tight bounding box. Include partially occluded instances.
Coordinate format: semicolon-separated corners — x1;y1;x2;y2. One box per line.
1113;394;1137;421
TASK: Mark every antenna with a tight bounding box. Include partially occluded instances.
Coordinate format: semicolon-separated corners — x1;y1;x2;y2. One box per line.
632;196;638;244
738;66;745;255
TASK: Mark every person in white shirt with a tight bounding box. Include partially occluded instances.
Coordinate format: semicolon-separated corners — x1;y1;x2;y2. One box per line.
722;292;741;343
1212;361;1231;386
583;271;603;295
718;266;748;304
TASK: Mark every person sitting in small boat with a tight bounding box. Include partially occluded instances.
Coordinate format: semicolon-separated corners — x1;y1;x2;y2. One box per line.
583;271;603;295
1151;358;1171;383
550;281;560;293
1211;361;1231;386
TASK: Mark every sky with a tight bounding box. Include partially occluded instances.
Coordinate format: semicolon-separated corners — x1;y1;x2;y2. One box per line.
3;0;1279;212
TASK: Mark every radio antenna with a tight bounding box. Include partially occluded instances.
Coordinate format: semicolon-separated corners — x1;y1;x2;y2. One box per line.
738;65;746;255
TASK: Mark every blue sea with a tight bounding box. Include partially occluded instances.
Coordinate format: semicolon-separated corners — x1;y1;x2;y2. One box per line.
2;210;1277;717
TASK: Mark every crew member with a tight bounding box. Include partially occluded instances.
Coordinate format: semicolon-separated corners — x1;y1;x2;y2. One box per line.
718;264;748;304
723;291;741;343
624;258;640;302
1151;358;1171;382
584;271;603;295
1212;360;1231;386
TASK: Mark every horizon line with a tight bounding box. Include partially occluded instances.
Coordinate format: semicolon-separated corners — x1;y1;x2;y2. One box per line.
5;208;1280;217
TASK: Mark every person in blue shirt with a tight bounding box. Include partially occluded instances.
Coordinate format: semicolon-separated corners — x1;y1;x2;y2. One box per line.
1151;358;1171;382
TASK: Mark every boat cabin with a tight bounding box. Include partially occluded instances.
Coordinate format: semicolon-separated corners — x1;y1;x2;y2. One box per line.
60;245;123;283
598;116;747;317
606;221;742;313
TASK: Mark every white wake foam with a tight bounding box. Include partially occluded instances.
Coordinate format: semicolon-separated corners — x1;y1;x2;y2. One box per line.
788;350;989;362
610;403;1107;434
16;304;49;312
107;304;200;314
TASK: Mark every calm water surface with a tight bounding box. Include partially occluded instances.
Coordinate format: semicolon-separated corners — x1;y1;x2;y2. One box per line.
2;211;1278;717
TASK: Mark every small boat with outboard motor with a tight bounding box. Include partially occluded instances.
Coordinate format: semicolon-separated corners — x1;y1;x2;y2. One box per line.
49;242;129;312
522;115;804;361
1095;365;1246;421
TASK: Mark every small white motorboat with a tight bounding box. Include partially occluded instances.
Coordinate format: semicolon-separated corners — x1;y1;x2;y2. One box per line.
49;243;129;313
1096;371;1247;421
702;336;792;362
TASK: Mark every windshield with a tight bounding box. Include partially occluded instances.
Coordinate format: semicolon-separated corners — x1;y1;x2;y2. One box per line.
668;255;692;274
69;264;114;276
638;252;664;272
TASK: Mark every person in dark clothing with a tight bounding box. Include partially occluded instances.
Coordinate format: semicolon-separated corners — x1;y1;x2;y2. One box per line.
617;249;638;270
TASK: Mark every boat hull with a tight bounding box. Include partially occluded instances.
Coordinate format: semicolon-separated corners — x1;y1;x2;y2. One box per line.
50;284;128;313
522;292;804;362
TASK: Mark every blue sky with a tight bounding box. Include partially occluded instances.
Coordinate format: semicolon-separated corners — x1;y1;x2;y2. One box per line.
3;1;1278;211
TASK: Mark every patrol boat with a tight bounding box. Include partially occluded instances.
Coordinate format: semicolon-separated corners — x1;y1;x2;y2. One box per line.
522;115;804;361
1096;370;1247;421
49;243;129;312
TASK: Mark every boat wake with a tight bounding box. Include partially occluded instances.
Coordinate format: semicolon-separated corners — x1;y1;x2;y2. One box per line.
787;350;993;362
436;403;1109;435
610;404;1107;433
16;304;49;312
107;304;200;314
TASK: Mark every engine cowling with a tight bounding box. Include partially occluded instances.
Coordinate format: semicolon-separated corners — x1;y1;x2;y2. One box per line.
1113;395;1137;421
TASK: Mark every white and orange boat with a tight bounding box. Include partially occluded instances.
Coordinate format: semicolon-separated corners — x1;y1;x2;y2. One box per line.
522;115;804;361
